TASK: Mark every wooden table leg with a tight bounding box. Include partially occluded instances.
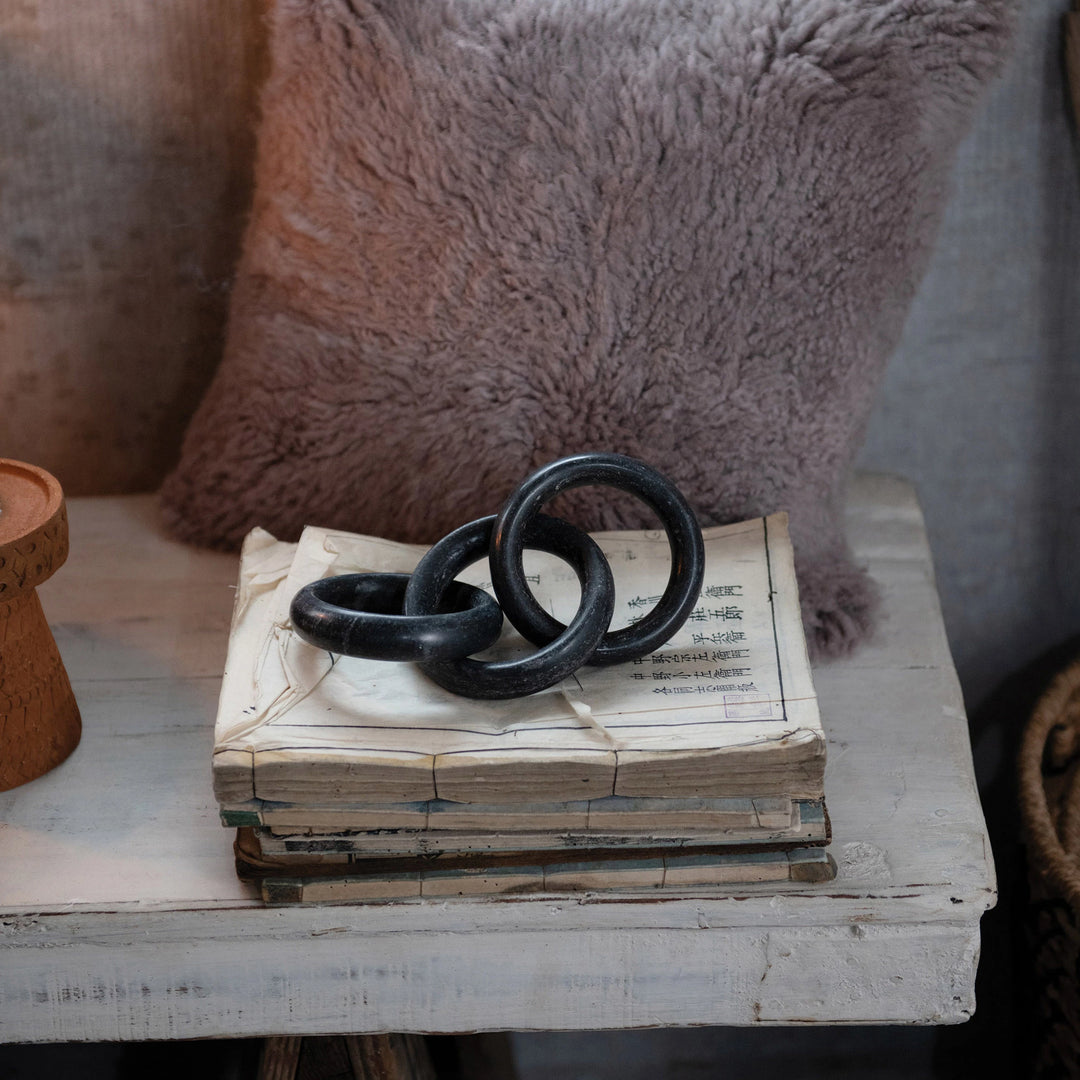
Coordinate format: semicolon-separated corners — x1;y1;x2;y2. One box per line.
257;1034;436;1080
258;1036;303;1080
345;1035;435;1080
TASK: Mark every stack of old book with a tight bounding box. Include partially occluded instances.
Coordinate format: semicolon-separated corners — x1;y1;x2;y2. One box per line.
212;514;833;904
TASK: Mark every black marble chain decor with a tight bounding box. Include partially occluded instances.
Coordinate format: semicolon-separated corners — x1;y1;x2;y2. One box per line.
289;453;705;700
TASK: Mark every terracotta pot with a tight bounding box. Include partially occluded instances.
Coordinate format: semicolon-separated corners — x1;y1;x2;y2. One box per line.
0;460;81;791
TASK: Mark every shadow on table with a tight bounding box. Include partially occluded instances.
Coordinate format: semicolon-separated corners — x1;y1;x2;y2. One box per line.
0;1038;261;1080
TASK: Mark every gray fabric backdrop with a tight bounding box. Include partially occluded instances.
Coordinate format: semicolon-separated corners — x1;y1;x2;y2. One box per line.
858;0;1080;710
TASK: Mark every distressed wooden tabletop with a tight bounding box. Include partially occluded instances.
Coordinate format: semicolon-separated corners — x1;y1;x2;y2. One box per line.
0;476;994;1040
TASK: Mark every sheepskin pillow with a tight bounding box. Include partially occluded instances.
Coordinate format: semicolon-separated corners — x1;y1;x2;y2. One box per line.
161;0;1014;658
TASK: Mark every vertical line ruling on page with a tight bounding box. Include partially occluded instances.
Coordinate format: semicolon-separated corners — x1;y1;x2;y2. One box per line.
762;516;787;723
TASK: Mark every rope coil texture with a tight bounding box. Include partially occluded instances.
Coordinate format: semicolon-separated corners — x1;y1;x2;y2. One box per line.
1018;653;1080;1076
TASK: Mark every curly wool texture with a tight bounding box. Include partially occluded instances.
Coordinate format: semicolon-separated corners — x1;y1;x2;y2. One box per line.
161;0;1015;658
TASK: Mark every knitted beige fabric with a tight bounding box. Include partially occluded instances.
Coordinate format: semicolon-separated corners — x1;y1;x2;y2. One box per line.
161;0;1015;657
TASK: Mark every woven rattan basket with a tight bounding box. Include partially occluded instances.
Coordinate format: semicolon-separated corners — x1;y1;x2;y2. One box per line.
1019;656;1080;1075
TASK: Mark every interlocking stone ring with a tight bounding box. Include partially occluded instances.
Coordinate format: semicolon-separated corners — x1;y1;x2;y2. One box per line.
405;514;615;699
490;453;705;666
290;573;503;663
289;453;704;700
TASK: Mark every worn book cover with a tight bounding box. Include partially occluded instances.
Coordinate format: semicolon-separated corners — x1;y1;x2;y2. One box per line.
234;826;837;906
249;793;798;834
243;797;829;859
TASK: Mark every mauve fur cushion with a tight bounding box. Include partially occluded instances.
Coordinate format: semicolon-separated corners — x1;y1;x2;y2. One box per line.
161;0;1015;658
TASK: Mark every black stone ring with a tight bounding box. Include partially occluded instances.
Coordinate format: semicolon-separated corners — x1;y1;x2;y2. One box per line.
404;514;615;699
289;573;503;663
490;453;705;666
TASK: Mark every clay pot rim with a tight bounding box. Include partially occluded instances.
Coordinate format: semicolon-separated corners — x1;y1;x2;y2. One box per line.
0;459;65;548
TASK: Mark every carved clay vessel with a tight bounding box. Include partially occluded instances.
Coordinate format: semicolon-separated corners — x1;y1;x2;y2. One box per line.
0;460;80;790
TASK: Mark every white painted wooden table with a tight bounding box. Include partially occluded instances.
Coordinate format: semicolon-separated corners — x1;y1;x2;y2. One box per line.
0;476;994;1042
